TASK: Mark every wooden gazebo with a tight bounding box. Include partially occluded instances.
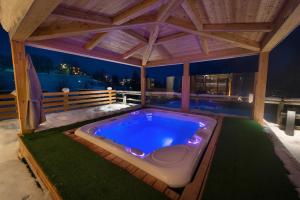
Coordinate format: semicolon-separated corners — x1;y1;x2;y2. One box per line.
1;0;300;134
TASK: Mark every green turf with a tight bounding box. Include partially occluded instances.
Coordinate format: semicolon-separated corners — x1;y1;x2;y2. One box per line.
202;118;298;200
22;113;167;200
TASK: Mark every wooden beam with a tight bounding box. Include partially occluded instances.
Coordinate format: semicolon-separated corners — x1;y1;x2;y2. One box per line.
181;63;190;112
26;39;142;67
10;41;29;134
182;0;209;54
157;0;185;22
52;6;112;25
122;43;146;59
146;47;257;67
182;0;205;30
142;0;184;65
113;0;161;25
10;0;61;40
122;30;148;43
29;18;157;41
84;33;108;51
253;52;269;124
141;65;147;107
262;0;300;51
142;25;160;66
196;36;209;54
165;17;261;51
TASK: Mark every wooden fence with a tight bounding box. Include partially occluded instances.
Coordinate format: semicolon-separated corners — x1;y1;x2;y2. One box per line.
0;94;18;120
265;97;300;130
43;90;116;113
116;90;141;104
1;90;299;130
0;90;116;120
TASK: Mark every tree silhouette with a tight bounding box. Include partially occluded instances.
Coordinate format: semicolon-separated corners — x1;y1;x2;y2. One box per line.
112;75;120;87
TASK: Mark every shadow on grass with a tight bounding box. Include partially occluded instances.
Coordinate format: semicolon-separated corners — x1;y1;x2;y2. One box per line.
202;118;298;200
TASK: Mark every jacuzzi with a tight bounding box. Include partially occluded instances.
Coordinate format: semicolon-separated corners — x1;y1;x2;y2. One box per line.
75;108;217;187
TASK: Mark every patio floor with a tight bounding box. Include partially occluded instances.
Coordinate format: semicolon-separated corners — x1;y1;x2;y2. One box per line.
0;103;139;200
1;103;299;200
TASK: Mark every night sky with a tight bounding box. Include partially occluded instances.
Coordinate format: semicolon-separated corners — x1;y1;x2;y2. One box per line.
1;25;300;97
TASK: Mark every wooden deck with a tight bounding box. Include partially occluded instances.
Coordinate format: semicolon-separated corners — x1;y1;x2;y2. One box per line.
18;116;223;200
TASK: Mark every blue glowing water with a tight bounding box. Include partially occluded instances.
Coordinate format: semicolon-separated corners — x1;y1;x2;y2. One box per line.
93;111;203;154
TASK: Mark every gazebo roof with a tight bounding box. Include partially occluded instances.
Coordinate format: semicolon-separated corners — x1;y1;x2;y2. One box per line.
2;0;300;67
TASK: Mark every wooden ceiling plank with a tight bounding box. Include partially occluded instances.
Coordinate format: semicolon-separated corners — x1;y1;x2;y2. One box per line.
10;0;62;40
113;0;161;25
196;36;209;54
84;32;108;51
157;0;185;22
262;0;300;51
203;22;273;32
52;5;112;25
146;48;257;67
182;0;209;54
165;17;261;51
155;32;190;45
142;0;185;65
122;29;148;43
156;44;172;59
26;40;142;67
29;18;157;41
122;42;147;59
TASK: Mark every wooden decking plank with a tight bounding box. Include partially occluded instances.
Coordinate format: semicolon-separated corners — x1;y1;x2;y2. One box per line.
133;169;147;179
143;174;156;186
152;180;168;193
165;188;180;200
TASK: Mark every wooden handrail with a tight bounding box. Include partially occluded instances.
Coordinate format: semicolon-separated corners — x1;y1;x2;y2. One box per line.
0;90;117;120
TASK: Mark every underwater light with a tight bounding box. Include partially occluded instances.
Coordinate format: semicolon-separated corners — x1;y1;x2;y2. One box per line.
131;111;140;115
125;147;145;158
198;122;205;128
188;135;202;145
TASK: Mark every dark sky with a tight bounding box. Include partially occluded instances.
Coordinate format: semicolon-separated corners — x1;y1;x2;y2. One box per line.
1;25;300;97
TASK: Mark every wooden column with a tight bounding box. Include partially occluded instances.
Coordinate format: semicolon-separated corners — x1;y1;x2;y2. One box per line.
141;65;146;107
181;63;190;112
11;40;29;134
253;52;269;124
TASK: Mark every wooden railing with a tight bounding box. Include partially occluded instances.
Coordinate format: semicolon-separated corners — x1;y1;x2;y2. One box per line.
43;90;116;113
265;97;300;129
0;90;116;120
0;94;18;120
116;90;141;103
1;89;299;130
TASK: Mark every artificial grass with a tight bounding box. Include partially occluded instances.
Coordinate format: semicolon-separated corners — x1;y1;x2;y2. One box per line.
202;118;298;200
22;113;167;200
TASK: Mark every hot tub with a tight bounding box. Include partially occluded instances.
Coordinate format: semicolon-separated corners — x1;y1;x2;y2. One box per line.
75;108;217;187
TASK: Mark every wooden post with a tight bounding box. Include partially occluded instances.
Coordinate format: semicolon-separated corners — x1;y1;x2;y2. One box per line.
141;65;146;107
253;52;269;124
276;99;285;125
11;40;29;134
108;90;112;104
181;63;190;112
63;91;69;111
227;75;232;96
